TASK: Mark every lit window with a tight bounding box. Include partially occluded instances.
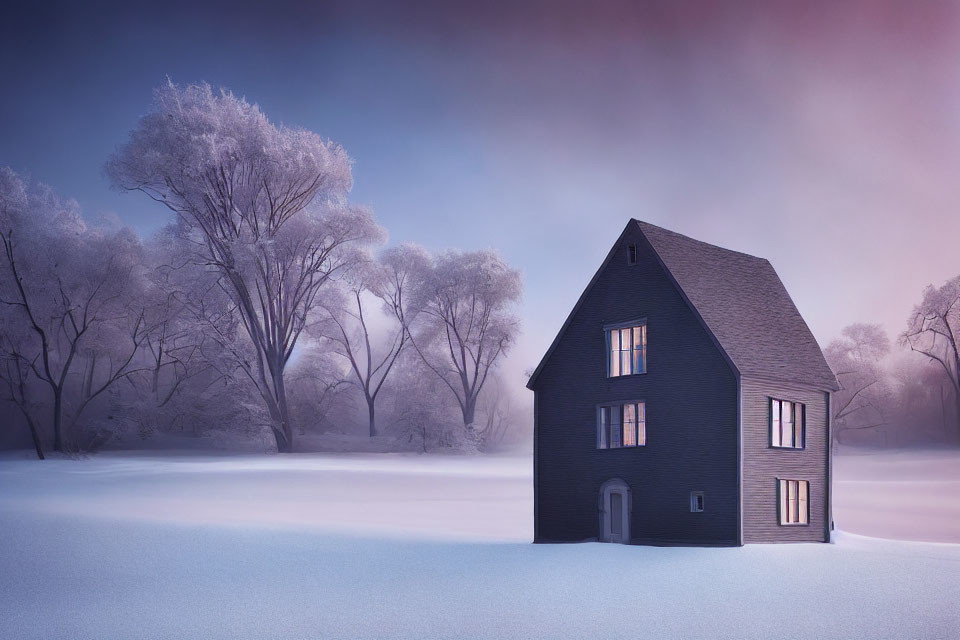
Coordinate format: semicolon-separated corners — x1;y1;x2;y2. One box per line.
607;324;646;377
598;402;646;449
778;479;809;525
770;398;804;449
690;491;704;513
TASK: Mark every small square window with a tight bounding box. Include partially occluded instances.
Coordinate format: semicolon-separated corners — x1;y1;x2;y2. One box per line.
627;244;638;265
690;491;704;513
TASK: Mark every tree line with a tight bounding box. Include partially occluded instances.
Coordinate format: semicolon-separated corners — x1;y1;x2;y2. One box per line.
0;82;522;459
827;276;960;448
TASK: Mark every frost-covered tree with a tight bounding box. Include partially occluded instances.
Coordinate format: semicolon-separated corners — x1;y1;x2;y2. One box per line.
887;351;954;445
407;249;521;434
285;344;349;436
0;339;44;458
0;168;148;455
901;276;960;439
107;81;383;452
138;236;216;408
318;245;428;437
380;350;463;451
110;230;247;440
474;373;514;451
825;323;892;446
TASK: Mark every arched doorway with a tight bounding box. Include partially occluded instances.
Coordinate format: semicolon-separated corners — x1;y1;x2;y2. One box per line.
599;478;631;543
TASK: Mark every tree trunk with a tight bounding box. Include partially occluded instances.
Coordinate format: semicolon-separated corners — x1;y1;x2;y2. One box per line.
271;426;291;453
27;417;44;460
955;388;960;444
271;368;294;453
368;399;377;438
52;389;63;452
940;385;948;437
261;382;292;453
151;362;160;395
461;397;476;430
84;355;96;399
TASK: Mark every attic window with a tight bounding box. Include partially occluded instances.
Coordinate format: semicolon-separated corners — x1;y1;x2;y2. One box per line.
627;244;638;265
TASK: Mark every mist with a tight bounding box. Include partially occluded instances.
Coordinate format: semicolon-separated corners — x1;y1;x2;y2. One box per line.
4;1;960;406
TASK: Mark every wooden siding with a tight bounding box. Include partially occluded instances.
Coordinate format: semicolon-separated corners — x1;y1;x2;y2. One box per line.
533;224;739;546
741;378;829;543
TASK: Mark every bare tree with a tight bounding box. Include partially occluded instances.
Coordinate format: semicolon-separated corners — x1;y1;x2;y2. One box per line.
901;276;960;440
107;81;382;452
825;323;891;447
285;346;349;436
318;246;427;436
381;351;462;452
475;373;514;451
0;341;44;458
101;234;237;440
0;168;148;455
135;234;234;410
407;249;521;435
886;351;953;445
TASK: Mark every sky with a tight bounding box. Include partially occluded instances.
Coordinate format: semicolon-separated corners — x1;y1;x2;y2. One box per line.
3;0;960;388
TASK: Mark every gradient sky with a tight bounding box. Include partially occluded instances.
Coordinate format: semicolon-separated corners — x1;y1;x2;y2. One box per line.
3;0;960;387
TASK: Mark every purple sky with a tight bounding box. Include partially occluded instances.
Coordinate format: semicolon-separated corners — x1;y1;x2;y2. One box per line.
2;1;959;383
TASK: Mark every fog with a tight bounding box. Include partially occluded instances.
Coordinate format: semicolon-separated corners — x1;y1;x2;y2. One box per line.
3;2;959;454
0;83;527;457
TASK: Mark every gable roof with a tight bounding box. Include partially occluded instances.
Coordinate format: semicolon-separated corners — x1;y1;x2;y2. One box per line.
527;219;840;392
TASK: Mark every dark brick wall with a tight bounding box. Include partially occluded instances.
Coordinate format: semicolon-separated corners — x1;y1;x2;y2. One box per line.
532;224;739;545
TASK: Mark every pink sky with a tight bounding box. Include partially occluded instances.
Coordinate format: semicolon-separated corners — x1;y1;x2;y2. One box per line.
3;0;958;385
474;1;960;380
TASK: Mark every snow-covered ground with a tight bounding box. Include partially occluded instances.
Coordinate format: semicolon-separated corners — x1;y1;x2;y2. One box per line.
834;449;960;543
1;450;958;639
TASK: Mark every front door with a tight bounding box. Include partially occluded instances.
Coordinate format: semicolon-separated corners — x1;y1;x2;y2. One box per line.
609;492;624;542
600;480;630;543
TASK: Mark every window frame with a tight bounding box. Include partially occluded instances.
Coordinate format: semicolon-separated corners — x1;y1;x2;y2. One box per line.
769;397;806;450
626;243;638;265
776;479;810;526
604;319;647;378
596;400;647;450
690;491;704;513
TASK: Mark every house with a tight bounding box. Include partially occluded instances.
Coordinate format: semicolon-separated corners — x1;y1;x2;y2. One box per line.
526;219;840;545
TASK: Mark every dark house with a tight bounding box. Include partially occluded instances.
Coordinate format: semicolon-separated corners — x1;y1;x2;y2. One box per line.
527;220;840;546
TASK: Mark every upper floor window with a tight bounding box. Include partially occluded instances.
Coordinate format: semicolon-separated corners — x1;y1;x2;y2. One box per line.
770;398;805;449
778;479;809;525
607;323;646;377
597;401;646;449
627;244;638;265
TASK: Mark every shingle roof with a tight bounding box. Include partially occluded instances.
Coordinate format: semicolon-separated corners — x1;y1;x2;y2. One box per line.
635;220;839;391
